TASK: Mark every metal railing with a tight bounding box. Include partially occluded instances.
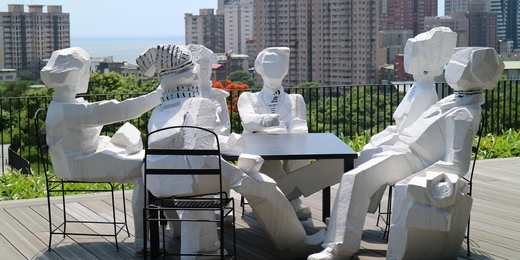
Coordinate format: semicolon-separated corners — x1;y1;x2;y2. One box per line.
2;80;519;174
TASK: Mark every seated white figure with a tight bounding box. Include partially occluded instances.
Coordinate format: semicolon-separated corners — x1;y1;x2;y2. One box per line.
308;47;504;260
40;47;163;252
188;44;231;135
358;27;457;213
237;47;343;219
138;44;325;254
387;171;472;259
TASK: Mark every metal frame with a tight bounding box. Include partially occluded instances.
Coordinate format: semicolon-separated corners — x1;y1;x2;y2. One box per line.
143;125;236;259
34;108;129;251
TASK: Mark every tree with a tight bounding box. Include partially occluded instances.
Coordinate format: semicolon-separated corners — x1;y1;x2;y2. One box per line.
227;70;255;86
18;70;36;81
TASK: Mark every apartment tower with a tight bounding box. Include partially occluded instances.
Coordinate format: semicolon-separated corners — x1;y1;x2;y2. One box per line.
255;0;379;87
0;4;70;77
224;0;254;55
491;0;519;49
185;9;225;53
466;1;498;49
380;0;437;36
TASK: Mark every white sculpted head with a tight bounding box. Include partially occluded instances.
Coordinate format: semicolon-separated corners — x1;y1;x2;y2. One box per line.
41;47;90;94
255;47;290;90
187;44;214;87
445;47;505;91
404;27;457;81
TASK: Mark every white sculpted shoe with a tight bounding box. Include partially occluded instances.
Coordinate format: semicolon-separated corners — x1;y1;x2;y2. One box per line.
307;246;353;260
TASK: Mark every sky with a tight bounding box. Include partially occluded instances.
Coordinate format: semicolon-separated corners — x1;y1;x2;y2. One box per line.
6;0;445;37
6;0;218;37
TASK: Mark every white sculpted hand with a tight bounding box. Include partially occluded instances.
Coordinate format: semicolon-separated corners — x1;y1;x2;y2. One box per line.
261;114;280;127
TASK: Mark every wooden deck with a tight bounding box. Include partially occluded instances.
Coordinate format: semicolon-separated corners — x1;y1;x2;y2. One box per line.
1;157;519;259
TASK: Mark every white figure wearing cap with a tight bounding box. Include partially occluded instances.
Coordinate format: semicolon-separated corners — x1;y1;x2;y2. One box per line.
138;44;326;255
357;27;457;213
41;47;163;252
308;47;504;260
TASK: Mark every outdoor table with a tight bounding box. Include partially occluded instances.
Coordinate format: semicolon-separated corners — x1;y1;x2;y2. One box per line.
221;133;358;222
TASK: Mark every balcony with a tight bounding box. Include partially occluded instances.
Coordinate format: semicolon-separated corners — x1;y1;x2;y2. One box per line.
0;81;519;259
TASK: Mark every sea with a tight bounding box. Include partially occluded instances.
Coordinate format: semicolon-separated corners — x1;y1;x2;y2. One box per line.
71;35;185;64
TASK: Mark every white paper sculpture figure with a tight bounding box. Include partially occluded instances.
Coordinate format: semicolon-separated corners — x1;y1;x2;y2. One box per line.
138;44;245;257
356;27;457;213
237;47;343;219
387;172;472;259
308;47;504;260
41;47;163;252
187;44;230;135
141;44;325;255
233;153;326;254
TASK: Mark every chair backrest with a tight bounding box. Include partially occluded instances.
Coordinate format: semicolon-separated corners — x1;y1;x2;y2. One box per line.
144;125;223;201
464;111;486;197
33;108;50;177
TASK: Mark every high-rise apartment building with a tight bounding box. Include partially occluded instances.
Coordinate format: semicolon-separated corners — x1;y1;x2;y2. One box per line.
0;4;70;77
445;0;492;14
466;1;497;49
379;0;437;36
255;0;379;87
490;0;519;49
185;9;225;53
224;0;254;55
424;12;470;47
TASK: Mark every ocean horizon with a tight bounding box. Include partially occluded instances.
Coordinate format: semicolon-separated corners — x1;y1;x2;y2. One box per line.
71;35;185;64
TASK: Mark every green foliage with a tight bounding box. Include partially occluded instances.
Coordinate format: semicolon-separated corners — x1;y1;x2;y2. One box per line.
18;70;36;81
0;169;132;201
0;81;30;97
227;70;255;86
477;129;520;159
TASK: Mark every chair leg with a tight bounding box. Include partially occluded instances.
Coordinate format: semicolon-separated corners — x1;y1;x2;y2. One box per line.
121;184;130;236
376;185;392;240
47;192;53;251
109;184;119;251
466;215;471;256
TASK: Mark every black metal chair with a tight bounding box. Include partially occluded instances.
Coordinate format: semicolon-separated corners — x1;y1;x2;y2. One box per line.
143;125;236;260
33;108;129;251
462;112;485;256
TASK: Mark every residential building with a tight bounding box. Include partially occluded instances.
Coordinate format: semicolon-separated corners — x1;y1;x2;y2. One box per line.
379;0;437;36
466;1;497;49
490;0;519;49
185;9;225;53
254;0;380;87
424;12;469;47
0;4;70;78
445;0;492;13
223;0;254;55
0;69;17;82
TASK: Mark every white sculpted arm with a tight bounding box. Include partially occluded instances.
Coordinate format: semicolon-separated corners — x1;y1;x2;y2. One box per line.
238;92;280;132
421;108;480;176
64;88;162;126
291;94;308;133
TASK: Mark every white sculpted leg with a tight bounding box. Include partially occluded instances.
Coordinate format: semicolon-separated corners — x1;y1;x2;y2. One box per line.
311;153;424;259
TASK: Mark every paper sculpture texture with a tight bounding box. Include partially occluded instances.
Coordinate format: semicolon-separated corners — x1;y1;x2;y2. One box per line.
308;47;504;260
237;47;343;219
356;27;458;213
41;47;163;252
387;172;472;259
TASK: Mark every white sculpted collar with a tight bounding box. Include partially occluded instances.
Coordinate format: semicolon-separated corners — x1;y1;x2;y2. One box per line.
161;85;201;104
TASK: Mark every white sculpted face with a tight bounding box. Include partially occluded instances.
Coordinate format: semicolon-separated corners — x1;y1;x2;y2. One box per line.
187;44;214;87
255;47;290;90
445;47;505;91
404;27;457;80
41;47;90;94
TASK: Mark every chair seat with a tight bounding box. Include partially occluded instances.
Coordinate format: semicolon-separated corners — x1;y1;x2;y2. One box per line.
151;197;233;210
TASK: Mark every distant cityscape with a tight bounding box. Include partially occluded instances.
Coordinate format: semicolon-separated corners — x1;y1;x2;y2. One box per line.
0;0;519;87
